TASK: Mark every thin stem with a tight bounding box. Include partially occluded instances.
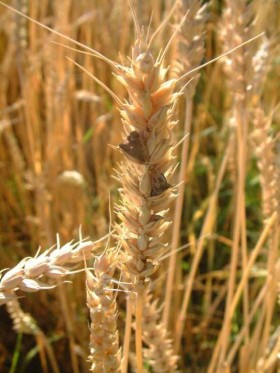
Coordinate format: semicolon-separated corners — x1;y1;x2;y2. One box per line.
135;286;144;373
259;227;279;357
122;296;132;373
36;333;48;373
57;286;80;373
208;212;277;373
218;104;247;368
225;280;269;366
10;333;22;373
39;332;60;373
240;108;250;347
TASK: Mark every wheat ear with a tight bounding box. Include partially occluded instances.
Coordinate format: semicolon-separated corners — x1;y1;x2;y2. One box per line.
6;297;40;335
115;34;178;282
113;19;181;369
0;239;97;305
172;0;208;95
6;297;60;372
142;288;178;372
86;251;121;372
252;108;279;220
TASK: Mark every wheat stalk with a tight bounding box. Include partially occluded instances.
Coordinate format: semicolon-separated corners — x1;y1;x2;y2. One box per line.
250;106;280;370
215;1;269;368
209;212;278;373
219;3;278;370
163;0;208;328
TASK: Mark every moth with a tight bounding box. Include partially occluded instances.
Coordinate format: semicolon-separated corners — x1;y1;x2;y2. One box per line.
119;131;148;164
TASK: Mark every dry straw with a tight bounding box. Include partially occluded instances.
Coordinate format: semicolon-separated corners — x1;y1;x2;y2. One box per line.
213;1;269;369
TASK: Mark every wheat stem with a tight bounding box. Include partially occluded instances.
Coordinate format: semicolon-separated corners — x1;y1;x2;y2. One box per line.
163;98;192;328
208;212;277;372
135;285;144;373
122;295;132;373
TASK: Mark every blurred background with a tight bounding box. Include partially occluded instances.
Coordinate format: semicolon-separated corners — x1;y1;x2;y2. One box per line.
0;0;280;372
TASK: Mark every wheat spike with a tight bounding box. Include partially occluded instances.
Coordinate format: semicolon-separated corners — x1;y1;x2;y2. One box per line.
114;28;179;284
6;297;40;335
172;0;208;97
252;108;279;220
142;288;178;373
0;238;97;305
86;251;121;372
111;18;181;371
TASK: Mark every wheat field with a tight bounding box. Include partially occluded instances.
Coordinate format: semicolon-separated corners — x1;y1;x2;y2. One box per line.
0;0;280;372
